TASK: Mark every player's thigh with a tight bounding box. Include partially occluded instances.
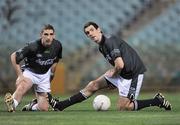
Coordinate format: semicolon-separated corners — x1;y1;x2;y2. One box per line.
36;92;49;111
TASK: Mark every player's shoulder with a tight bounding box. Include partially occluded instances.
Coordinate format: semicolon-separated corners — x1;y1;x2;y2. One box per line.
25;39;40;51
105;35;118;44
109;35;123;42
108;35;125;45
53;39;62;44
53;39;62;48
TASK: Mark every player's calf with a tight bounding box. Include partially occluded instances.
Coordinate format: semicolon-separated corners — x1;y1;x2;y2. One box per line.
47;92;88;111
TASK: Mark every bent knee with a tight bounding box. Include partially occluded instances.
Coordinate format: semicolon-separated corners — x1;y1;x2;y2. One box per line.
37;97;49;111
38;104;49;111
118;104;132;111
39;108;49;111
117;100;134;111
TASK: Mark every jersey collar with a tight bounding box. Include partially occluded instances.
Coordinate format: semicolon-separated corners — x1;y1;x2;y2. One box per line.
99;35;105;46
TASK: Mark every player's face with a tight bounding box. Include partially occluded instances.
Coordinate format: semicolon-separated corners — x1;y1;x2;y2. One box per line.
41;29;55;47
84;25;102;44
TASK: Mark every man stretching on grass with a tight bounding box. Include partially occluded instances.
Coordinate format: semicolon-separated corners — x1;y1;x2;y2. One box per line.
29;22;172;111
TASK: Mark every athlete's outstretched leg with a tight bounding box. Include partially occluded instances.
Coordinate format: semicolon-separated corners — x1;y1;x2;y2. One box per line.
48;75;108;111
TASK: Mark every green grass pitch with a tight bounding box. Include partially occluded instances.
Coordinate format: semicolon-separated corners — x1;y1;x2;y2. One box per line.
0;92;180;125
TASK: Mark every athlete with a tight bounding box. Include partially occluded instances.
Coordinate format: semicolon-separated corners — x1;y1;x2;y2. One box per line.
4;24;62;112
48;21;171;111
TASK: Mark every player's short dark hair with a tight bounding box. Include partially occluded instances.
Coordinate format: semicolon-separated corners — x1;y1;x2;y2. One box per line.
83;22;99;32
41;24;55;33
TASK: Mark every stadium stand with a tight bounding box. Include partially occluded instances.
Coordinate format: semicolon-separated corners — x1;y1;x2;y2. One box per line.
0;0;151;55
129;1;180;45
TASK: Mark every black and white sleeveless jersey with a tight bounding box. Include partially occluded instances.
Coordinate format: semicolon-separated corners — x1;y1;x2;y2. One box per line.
16;39;62;74
99;35;146;79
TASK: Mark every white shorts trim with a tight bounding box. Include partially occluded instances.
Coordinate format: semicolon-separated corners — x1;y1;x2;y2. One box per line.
23;69;51;93
104;74;144;99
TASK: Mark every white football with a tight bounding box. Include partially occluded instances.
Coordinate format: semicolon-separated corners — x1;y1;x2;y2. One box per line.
93;95;111;111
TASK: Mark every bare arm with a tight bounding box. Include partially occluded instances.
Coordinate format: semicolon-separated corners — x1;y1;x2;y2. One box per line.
105;57;124;77
114;57;124;74
51;62;58;74
50;62;59;81
11;52;23;77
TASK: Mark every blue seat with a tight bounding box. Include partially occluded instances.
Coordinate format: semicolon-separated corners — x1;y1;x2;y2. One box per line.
129;1;180;45
0;0;151;55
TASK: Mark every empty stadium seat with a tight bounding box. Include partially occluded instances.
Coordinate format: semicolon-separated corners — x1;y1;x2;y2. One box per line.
0;0;148;55
129;1;180;45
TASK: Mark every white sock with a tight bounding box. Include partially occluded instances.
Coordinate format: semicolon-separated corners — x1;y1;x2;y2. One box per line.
31;104;39;111
13;99;18;109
